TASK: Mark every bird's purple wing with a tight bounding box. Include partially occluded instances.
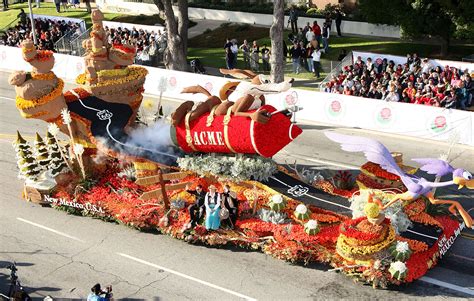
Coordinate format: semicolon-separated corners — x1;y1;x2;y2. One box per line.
325;132;416;187
411;158;454;177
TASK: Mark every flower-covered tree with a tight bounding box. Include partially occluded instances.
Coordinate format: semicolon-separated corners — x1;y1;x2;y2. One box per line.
46;131;68;177
34;132;50;172
13;131;41;181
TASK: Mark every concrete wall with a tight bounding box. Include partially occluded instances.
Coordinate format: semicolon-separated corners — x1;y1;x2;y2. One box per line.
97;0;401;38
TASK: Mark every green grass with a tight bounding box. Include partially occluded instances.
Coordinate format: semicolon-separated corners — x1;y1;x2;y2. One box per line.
0;3;167;30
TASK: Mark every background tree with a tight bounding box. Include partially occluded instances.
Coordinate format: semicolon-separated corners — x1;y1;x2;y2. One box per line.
34;132;50;172
153;0;189;71
270;0;285;83
359;0;474;56
13;131;41;181
46;131;68;177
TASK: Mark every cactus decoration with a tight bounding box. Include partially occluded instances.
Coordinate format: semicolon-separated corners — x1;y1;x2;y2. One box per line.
389;261;408;280
294;204;311;220
267;194;286;212
389;241;412;262
304;219;320;235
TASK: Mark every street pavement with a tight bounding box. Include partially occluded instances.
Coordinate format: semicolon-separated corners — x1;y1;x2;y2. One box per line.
0;70;473;300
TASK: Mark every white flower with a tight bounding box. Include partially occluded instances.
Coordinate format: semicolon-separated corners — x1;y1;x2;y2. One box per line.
295;204;307;214
48;123;60;136
271;194;283;204
305;219;318;230
390;261;407;274
73;143;84;155
395;241;410;253
61;108;72;125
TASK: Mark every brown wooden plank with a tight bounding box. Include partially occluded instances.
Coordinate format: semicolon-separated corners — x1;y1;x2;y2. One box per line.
165;181;191;191
135;175;160;186
162;172;188;181
140;189;163;201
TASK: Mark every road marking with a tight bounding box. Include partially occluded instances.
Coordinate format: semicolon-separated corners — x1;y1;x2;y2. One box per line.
0;96;14;101
420;276;474;296
280;151;359;170
17;217;85;243
117;252;257;301
269;175;351;210
406;229;438;240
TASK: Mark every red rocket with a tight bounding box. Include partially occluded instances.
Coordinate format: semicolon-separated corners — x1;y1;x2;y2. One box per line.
171;105;302;158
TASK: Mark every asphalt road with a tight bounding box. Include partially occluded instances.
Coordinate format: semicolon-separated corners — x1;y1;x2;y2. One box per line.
1;70;473;300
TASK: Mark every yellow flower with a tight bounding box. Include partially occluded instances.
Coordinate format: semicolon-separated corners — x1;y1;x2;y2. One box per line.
337;226;396;257
142;99;154;109
364;202;380;219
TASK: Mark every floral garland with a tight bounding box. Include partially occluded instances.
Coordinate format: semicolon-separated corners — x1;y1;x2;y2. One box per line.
361;162;400;181
337;226;396;256
339;217;390;241
31;72;56;81
16;79;64;110
396;236;428;253
97;68;130;78
404;199;443;229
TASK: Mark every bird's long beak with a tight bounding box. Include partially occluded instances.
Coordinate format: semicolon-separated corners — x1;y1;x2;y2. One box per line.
454;177;474;189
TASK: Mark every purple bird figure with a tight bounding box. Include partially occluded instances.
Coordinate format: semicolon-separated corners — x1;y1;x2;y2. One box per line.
325;132;474;228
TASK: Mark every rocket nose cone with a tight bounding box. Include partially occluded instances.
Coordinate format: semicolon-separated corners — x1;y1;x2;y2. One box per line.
289;123;303;140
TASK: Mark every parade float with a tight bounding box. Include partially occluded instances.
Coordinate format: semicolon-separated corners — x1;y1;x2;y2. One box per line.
8;9;474;289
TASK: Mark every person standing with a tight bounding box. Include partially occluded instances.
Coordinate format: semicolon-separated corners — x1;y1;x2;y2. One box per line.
289;6;298;34
17;9;27;26
322;21;330;53
250;40;259;71
54;0;61;12
312;46;323;78
261;44;270;72
239;39;250;68
224;38;234;70
289;42;301;74
84;0;91;12
221;185;238;228
61;0;68;12
335;9;343;37
204;185;221;230
186;184;206;229
230;39;238;68
312;21;321;45
3;0;8;10
306;42;315;73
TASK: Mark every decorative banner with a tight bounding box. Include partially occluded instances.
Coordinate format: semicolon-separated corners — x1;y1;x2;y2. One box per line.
373;103;396;128
324;97;346;121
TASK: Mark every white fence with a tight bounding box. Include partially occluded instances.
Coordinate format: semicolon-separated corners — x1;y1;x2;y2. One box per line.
1;45;472;146
95;0;401;38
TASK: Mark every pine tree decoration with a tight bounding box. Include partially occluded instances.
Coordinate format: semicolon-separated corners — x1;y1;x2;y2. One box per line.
46;131;68;177
13;131;41;181
34;133;50;171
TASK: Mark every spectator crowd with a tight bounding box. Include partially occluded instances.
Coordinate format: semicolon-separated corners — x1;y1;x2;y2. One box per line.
323;54;473;110
1;9;83;52
105;26;167;67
